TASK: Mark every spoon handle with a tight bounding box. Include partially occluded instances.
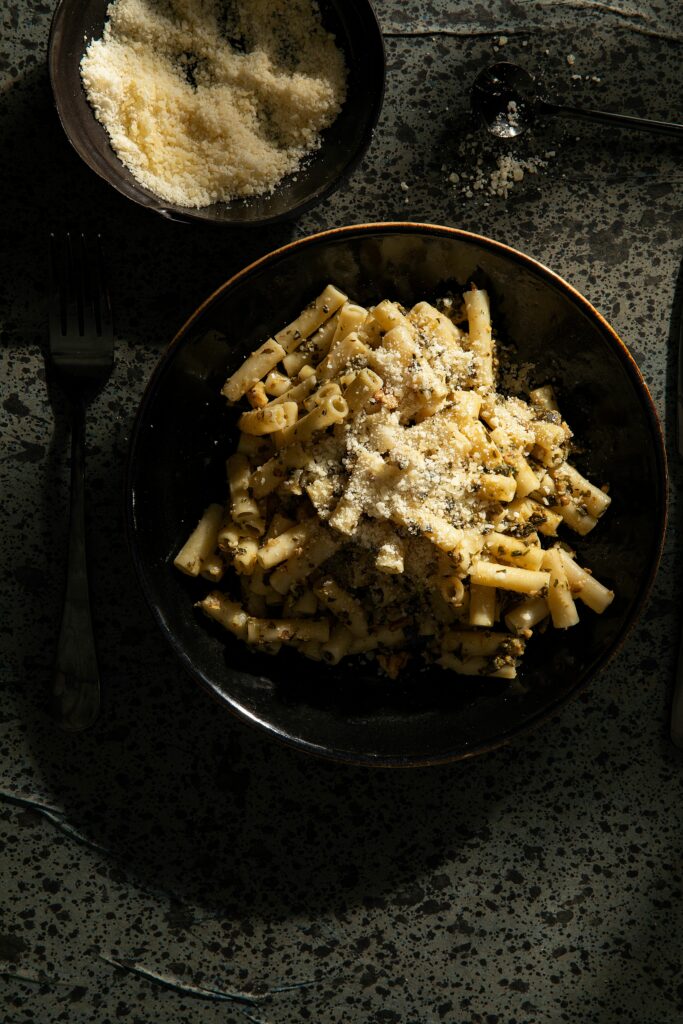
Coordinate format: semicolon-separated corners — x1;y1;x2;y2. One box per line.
540;100;683;138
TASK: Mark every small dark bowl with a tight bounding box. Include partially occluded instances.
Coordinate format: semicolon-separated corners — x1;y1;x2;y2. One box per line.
48;0;385;226
125;223;667;765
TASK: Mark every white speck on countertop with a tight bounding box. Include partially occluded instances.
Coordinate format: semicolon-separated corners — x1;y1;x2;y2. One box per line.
567;53;575;66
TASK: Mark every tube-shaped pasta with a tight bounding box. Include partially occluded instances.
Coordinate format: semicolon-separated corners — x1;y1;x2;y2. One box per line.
330;302;368;344
470;560;550;595
197;592;248;639
343;367;383;415
375;323;418;367
257;518;319;570
450;390;483;424
264;370;292;397
542;548;580;628
264;513;296;541
463;286;493;387
557;548;614;613
469;583;497;627
246;617;331;645
320;624;354;664
303;381;342;412
288;589;319;616
236;432;273;462
495;497;563;538
233;534;259;575
317;333;369;380
247;566;270;596
437;575;465;607
274;395;348;446
349;635;379;654
390;507;464;555
269;373;318;408
529;385;559;411
174;503;223;576
505;595;549;632
376;535;405;575
328;494;362;535
461;421;505;467
270;528;340;595
238;401;298;436
476;473;517;503
313;578;368;637
250;444;308;498
439;653;517;679
376;626;407;647
246;381;268;408
305;477;337;517
552;498;598;536
484;531;544;571
442;629;525;658
222;339;286;402
408;301;464;351
274;285;347;352
551;462;611;519
217;520;256;555
512;455;541;499
226;454;264;534
532;420;570;458
372;299;406;332
200;553;224;583
282;313;340;376
329;450;394;533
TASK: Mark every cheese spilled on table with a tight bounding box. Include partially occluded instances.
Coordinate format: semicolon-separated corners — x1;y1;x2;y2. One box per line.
80;0;348;208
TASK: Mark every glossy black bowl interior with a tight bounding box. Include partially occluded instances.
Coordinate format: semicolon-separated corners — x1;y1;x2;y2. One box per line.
48;0;385;226
126;223;667;765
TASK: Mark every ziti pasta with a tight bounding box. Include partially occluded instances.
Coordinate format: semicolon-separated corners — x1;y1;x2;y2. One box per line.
174;284;614;680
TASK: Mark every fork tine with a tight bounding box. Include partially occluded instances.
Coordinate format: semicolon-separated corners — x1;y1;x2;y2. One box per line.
93;235;114;339
48;233;66;339
79;232;98;340
64;232;82;337
50;234;114;339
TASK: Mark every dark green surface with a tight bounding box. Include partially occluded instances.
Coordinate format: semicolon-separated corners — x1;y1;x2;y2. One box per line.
2;2;683;1022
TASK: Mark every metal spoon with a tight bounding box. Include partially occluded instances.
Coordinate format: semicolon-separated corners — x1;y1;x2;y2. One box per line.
471;61;683;139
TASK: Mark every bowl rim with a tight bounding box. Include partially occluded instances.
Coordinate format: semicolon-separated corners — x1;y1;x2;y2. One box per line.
125;221;669;766
47;0;386;227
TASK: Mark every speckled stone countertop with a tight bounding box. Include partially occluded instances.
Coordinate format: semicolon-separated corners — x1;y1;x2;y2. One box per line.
2;1;683;1021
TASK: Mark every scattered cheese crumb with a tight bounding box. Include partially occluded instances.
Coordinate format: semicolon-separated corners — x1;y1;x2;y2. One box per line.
566;53;575;66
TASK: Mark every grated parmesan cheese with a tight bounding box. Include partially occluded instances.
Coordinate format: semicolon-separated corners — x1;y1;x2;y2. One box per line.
80;0;347;208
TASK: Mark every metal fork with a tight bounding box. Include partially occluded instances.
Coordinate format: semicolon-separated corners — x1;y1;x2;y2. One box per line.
48;233;114;731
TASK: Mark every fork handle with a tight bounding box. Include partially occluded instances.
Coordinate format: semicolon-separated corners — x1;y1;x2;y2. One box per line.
53;400;101;731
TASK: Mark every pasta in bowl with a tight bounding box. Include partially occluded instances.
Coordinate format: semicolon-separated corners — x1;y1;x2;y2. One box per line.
175;283;615;682
126;224;666;765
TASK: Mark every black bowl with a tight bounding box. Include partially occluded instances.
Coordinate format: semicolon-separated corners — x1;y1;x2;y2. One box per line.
48;0;385;226
125;223;667;765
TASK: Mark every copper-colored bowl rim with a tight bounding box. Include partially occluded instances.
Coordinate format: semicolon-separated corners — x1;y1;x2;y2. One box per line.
126;222;669;767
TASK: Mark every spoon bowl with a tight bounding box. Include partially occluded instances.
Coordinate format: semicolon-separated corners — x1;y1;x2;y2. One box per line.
470;61;538;138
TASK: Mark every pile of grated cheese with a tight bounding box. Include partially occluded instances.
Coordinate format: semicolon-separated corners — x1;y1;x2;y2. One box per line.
80;0;348;208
